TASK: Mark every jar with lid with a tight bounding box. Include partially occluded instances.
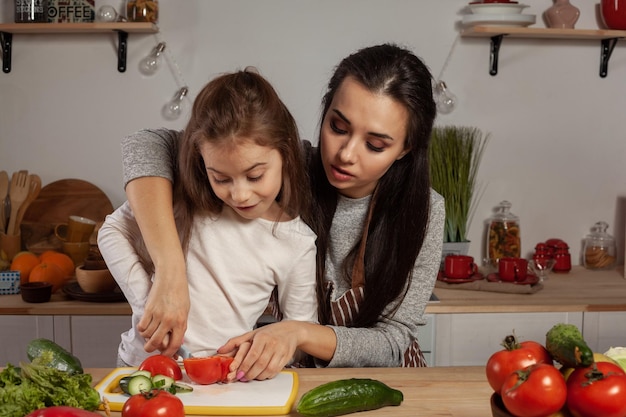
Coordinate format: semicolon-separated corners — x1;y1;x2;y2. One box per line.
15;0;48;23
583;221;617;270
125;0;158;23
486;201;521;266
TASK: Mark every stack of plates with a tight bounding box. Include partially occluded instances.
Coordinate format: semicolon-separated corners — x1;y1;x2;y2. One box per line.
462;1;536;27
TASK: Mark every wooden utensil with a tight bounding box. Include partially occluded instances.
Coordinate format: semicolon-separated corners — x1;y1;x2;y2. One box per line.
14;174;41;236
0;171;8;233
7;170;30;236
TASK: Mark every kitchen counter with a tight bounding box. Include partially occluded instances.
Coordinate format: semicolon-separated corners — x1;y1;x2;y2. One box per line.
88;366;493;417
0;266;624;315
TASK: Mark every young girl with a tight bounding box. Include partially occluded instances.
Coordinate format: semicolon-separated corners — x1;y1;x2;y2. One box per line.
118;43;444;378
97;69;318;368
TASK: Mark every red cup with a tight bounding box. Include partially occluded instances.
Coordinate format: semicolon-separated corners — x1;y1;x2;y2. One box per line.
498;257;528;282
444;255;477;279
601;0;626;30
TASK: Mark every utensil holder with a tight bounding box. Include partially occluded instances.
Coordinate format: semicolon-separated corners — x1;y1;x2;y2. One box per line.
0;232;22;262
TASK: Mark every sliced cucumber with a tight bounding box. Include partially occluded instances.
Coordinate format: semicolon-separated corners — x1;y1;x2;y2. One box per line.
123;374;153;395
171;382;194;394
130;370;152;378
152;374;175;390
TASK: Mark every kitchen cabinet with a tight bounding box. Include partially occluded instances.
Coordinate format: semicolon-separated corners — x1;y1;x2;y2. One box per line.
0;316;54;364
0;22;158;73
461;26;626;77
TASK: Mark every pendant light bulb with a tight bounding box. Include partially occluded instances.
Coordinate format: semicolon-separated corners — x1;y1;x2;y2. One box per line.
162;87;188;120
434;80;457;115
139;42;166;76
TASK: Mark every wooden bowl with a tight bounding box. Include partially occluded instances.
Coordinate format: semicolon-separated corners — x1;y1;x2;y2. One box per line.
491;394;514;417
20;282;53;303
75;265;117;293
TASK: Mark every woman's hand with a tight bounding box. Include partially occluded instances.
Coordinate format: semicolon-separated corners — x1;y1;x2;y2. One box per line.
138;266;189;356
218;321;302;381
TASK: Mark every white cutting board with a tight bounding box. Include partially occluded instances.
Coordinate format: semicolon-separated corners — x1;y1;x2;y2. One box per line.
95;367;299;415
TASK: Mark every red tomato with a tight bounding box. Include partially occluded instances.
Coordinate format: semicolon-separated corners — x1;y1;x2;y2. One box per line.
138;354;183;381
122;389;184;417
566;362;626;417
24;406;102;417
183;355;234;385
501;363;567;417
486;335;553;392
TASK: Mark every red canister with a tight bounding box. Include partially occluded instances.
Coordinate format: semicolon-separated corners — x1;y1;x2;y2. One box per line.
601;0;626;30
553;241;571;273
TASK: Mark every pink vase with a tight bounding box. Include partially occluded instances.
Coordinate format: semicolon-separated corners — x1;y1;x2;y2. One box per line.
545;0;580;29
601;0;626;30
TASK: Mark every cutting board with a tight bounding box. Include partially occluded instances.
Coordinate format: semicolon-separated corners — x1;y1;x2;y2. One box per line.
95;368;299;415
19;178;114;253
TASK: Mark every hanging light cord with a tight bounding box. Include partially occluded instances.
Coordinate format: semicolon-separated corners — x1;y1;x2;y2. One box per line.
436;34;460;81
154;31;189;98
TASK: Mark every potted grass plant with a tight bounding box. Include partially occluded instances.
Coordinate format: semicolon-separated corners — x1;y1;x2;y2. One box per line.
429;125;489;256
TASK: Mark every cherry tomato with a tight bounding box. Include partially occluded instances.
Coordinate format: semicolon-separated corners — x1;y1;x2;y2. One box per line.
566;361;626;417
486;334;552;392
183;355;234;385
501;363;567;417
122;389;184;417
138;354;183;381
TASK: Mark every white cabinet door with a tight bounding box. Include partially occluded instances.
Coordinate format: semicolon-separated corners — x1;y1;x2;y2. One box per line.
0;316;55;365
70;316;131;368
583;312;626;353
434;312;583;366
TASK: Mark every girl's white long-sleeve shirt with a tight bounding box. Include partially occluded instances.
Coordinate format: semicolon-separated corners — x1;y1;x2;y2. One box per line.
98;201;318;366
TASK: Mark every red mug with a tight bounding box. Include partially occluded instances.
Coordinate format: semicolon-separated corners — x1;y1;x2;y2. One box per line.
601;0;626;30
444;255;477;279
498;257;528;282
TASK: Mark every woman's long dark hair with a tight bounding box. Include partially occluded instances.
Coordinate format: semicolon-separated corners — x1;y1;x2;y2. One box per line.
312;44;437;327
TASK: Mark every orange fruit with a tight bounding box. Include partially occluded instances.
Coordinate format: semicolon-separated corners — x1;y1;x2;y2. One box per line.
10;252;41;285
39;251;75;277
29;262;67;293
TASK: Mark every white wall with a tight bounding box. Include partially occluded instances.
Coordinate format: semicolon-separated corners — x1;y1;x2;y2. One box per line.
1;0;625;265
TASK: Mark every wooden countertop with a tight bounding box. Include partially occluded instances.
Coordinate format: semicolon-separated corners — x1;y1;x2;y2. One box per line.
1;266;624;316
88;366;493;417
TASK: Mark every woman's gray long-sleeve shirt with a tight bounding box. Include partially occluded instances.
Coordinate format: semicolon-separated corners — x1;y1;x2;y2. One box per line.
121;128;445;367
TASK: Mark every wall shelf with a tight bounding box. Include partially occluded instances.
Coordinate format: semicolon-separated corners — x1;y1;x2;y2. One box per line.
461;26;626;77
0;22;159;73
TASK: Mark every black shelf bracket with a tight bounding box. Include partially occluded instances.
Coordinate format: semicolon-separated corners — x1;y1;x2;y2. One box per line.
489;34;504;76
599;37;618;78
116;30;128;72
0;31;12;74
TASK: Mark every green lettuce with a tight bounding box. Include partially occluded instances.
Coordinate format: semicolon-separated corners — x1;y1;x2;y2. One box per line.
605;346;626;372
0;359;101;417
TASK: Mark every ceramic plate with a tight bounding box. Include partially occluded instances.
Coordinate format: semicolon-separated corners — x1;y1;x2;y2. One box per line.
63;281;126;303
437;271;484;284
486;273;539;285
462;13;536;26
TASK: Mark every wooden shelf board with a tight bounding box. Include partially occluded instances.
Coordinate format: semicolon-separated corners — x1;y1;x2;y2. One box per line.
0;22;158;34
462;25;626;40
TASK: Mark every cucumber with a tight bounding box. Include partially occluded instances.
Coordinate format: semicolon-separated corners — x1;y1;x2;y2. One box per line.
545;323;594;368
171;382;194;394
26;338;83;375
119;374;153;395
296;378;403;417
152;374;175;390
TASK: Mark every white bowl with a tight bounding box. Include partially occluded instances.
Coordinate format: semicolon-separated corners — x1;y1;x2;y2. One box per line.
468;3;529;14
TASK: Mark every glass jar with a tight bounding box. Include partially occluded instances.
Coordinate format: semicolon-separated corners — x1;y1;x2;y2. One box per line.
125;0;158;23
583;221;617;270
15;0;48;23
486;201;521;266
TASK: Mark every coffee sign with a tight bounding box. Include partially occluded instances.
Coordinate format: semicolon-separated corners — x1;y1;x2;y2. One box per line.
47;0;94;23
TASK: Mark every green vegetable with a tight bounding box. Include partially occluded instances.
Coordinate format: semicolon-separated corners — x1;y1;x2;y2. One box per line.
545;323;594;368
604;347;626;372
119;373;193;396
296;378;403;417
119;374;152;395
0;361;101;417
27;338;83;375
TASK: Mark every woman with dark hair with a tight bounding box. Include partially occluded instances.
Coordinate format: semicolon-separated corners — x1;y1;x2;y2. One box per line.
118;43;444;378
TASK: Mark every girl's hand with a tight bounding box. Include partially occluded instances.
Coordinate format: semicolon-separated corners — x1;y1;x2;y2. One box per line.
218;321;300;381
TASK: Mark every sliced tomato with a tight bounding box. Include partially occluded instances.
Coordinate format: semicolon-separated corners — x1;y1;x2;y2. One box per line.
138;354;183;381
183;356;234;385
